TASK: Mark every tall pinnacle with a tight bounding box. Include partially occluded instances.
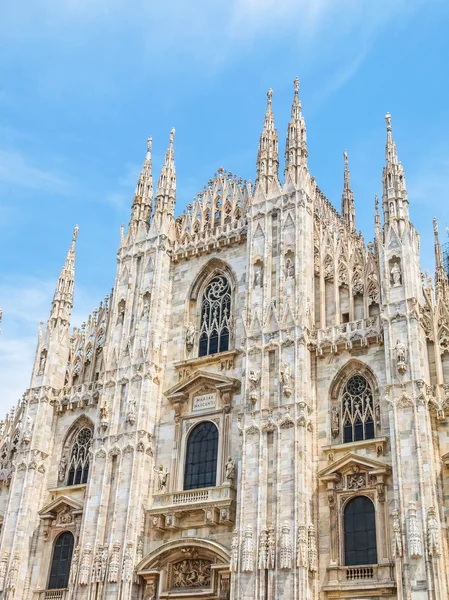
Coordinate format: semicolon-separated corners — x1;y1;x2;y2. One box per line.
382;112;409;228
51;225;78;324
433;217;448;291
130;136;153;225
284;76;308;185
255;89;279;194
374;194;381;235
155;128;176;220
341;150;355;231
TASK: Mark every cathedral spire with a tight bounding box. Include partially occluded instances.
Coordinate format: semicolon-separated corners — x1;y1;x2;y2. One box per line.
50;225;78;325
154;128;176;226
382;113;409;229
255;89;279;194
130;136;153;225
433;217;448;292
374;194;381;235
284;76;308;185
341;150;355;232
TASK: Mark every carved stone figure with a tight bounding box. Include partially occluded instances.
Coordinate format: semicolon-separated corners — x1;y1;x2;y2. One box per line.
143;581;156;600
254;267;263;287
186;323;195;350
267;526;276;570
108;541;121;583
391;261;402;286
154;465;169;492
279;521;293;570
308;524;317;572
92;545;105;583
38;351;47;375
57;505;73;524
285;257;295;279
58;454;68;482
6;553;19;591
280;362;292;397
230;533;239;573
126;396;137;425
258;529;268;570
22;416;32;444
79;543;92;585
225;457;236;482
142;293;151;317
391;509;402;558
121;542;134;582
347;466;366;490
171;558;211;588
100;399;109;428
0;552;9;592
242;525;254;572
427;507;440;557
297;524;308;568
408;502;422;558
69;546;79;585
331;406;339;439
395;339;407;375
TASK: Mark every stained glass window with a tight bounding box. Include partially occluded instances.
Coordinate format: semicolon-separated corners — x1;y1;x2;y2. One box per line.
342;375;375;443
67;428;92;486
198;276;231;357
184;422;218;490
344;496;377;566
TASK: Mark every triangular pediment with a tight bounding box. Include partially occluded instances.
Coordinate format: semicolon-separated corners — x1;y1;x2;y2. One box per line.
38;494;84;519
165;370;240;400
318;452;391;480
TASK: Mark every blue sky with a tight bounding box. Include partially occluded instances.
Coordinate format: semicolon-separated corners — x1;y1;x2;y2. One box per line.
1;0;449;409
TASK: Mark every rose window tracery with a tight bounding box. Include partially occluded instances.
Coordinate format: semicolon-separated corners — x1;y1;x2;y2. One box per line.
198;276;231;357
341;375;375;443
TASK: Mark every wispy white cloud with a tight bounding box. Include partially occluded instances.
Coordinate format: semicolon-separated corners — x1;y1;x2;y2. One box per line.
0;148;68;193
0;275;103;412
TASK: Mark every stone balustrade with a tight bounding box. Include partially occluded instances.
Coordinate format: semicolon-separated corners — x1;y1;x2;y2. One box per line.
313;316;383;355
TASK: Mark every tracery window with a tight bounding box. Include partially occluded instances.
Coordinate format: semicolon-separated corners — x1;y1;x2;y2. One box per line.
67;428;92;486
198;276;231;357
184;421;218;490
48;531;74;589
342;375;375;443
344;496;377;566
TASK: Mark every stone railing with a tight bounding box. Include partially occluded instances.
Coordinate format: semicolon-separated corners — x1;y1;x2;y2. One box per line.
149;483;235;513
35;590;68;600
324;564;395;592
314;316;383;355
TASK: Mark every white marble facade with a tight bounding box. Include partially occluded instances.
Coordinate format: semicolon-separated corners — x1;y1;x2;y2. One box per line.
1;80;449;600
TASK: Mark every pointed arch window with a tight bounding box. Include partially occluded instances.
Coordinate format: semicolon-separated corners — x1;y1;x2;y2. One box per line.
342;375;375;443
198;276;231;357
184;421;218;490
344;496;377;566
48;531;74;589
67;427;92;486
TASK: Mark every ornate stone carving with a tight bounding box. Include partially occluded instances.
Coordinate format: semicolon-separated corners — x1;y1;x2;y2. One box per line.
92;545;107;583
279;521;293;570
58;454;68;482
258;529;268;570
242;525;254;572
280;362;292;397
331;406;339;439
79;543;92;585
297;524;308;568
427;507;440;557
121;542;134;582
126;396;137;425
284;257;295;279
0;551;9;591
6;553;19;591
143;581;156;600
56;506;73;525
22;416;32;444
391;509;403;558
308;524;317;572
390;261;402;287
154;465;169;492
395;339;407;375
248;369;260;404
225;457;236;483
407;502;422;558
267;526;276;570
347;466;366;490
108;541;121;583
254;265;263;288
171;558;211;588
186;323;195;351
69;546;79;585
100;399;109;429
230;533;239;573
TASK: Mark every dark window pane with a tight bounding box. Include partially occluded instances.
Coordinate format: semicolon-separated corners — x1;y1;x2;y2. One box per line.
341;376;376;443
48;531;74;589
184;422;218;491
344;496;377;566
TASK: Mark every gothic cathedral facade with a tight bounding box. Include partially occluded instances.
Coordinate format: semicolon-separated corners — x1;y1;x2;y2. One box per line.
0;79;448;600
